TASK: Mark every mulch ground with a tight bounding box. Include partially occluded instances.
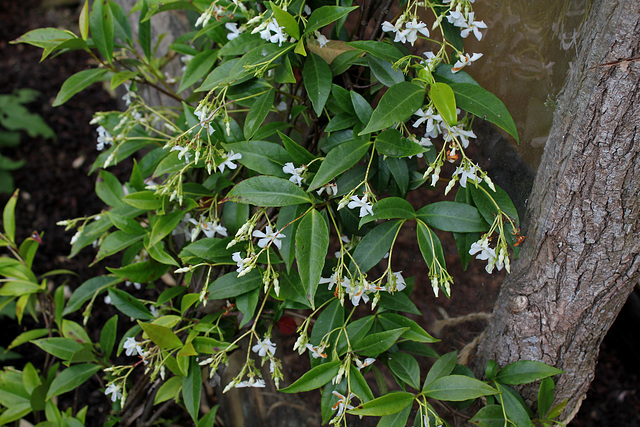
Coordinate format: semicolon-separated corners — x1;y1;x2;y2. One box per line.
1;1;639;426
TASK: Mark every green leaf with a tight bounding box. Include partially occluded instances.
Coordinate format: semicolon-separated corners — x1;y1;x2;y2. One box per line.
367;55;404;87
61;319;91;344
89;0;114;63
360;82;425;135
495;361;563;385
226;176;312;206
416;221;448;294
278;131;315;165
375;129;425;158
139;0;151;58
308;139;371;191
325;114;359;132
154;376;182;405
7;328;48;351
52;68;108;106
149;211;185;248
95;231;144;262
63;275;120;315
377;404;411;426
236;288;259;328
100;315;118;358
359;197;415;227
385;157;409;195
377;291;421;315
450;83;519;142
434;63;479;86
96;170;124;207
350;91;373;125
197;57;249;91
309;300;343;360
123;190;164;210
352;327;408;357
416;201;489;233
183;357;201;422
303;53;332;116
423;375;498;401
108;288;154;320
180;237;234;264
47;364;100;400
496;382;535;427
468;181;519;226
11;27;72;49
31;337;83;361
378;313;437;343
270;2;300;39
304;6;358;36
107;260;170;283
108;0;132;44
219;32;262;57
279;361;341;393
348;391;414;416
207;269;262;299
351;220;402;274
139;321;183;349
346;41;403;63
244;89;275;139
429;82;457;126
538;377;555;418
224;140;291;177
295;209;329;307
468;405;506;426
388;352;420;389
423;351;457;389
336;315;375;355
179;50;218;93
3;189;18;243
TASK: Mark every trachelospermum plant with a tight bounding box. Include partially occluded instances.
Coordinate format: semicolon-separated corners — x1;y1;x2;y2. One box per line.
1;0;568;425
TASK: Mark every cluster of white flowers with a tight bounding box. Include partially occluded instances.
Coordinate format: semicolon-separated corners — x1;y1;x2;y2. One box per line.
123;337;149;361
257;18;287;46
282;162;307;187
96;126;113;151
252;225;285;250
319;271;406;307
252;337;277;357
346;193;374;218
382;18;430;46
188;215;228;241
469;237;510;274
194;108;215;136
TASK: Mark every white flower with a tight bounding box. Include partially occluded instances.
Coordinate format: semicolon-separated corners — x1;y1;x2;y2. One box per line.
446;9;466;28
103;295;112;305
460;13;487;41
194;109;215;136
305;344;328;359
96;126;112;151
201;219;228;238
404;19;429;45
282;162;306;186
469;238;498;273
225;22;243;40
315;31;328;48
195;10;213;27
304;5;311;15
412;107;442;133
218;150;242;173
232;251;248;273
331;391;355;418
452;52;483;73
260;19;287;46
252;337;276;357
105;383;122;402
388;271;407;292
122;82;134;106
347;194;374;218
150;306;159;317
350;284;369;306
316;182;338;197
171;145;191;163
252;225;285;250
123;337;146;357
355;357;375;370
422;51;439;72
453;163;482;187
442;124;476;148
125;280;142;290
236;377;266;388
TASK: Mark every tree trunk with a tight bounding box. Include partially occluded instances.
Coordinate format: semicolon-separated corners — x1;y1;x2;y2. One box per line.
473;0;640;423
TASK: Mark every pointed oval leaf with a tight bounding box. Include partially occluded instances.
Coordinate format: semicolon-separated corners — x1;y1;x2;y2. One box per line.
295;209;329;305
108;288;153;320
226;176;312;206
367;55;404;87
179;49;218;93
495;361;563;385
423;375;498;401
207;269;262;299
423;351;458;389
304;6;358;36
350;91;373;125
100;315;118;359
378;313;437;343
183;357;201;422
348;391;414;416
308;139;371;191
244;88;275;139
350;220;402;274
375;128;425;158
303;53;332;116
388;352;420;389
53;68;108;106
139;321;183;349
89;0;114;63
360;82;425;135
429;82;457;126
46;364;101;400
280;361;341;393
359;197;416;227
224;140;291;176
270;2;300;39
416;201;489;233
352;327;408;357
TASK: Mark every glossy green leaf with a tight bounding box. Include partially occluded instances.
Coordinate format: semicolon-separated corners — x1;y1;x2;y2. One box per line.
279;361;341;393
538;377;555;418
304;6;358;36
468;405;505;426
348;391;414;416
303;53;332;116
496;382;535;427
63;275;120;315
100;315;118;358
108;0;132;44
139;0;151;58
416;201;489;233
236;288;259;328
423;351;457;389
108;288;154;320
349;365;374;402
468;181;519;227
139;321;183;349
385;157;409;195
61;319;91;344
146;241;179;266
495;361;563;385
224;140;291;177
309;300;344;360
95;230;144;262
207;269;262;299
11;27;72;49
377;403;411;427
325;114;359;132
336;315;375;355
7;328;48;351
89;0;114;62
183;357;201;422
3;189;18;243
179;50;218;93
346;41;403;63
123;190;164;210
278;131;315;165
197;57;249;91
52;68;107;106
450;82;519;142
350;91;373;125
378;313;437;343
107;261;170;284
377;291;421;315
360;82;425;135
416;221;448;294
244;89;275;139
96;170;124;207
308;139;371;191
388;352;420;389
149;211;185;248
359;197;415;227
154;376;182;405
351;220;402;274
270;2;300;39
367;55;404;87
219;32;262;57
31;337;83;361
429;82;457;126
226;176;312;206
295;209;329;307
180;237;235;264
423;375;498;401
352;327;408;357
375;128;425;158
47;364;100;400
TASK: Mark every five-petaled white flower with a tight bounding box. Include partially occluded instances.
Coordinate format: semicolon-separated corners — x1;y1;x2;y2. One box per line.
252;225;285;250
232;251;248;273
347;194;374;218
96;126;113;151
412;107;442;133
260;19;287;46
123;337;144;357
441;124;477;148
460;12;487;41
218;150;242;173
282;162;307;187
201;219;228;238
469;237;496;265
236;377;266;388
331;391;355;417
315;31;329;48
387;271;407;292
225;22;243;40
404;19;429;46
452;52;483;73
355;357;376;370
306;343;328;359
171;145;191;163
453;163;482;187
252;337;276;357
105;383;122;402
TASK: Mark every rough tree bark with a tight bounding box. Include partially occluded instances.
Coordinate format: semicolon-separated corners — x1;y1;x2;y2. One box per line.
473;0;640;423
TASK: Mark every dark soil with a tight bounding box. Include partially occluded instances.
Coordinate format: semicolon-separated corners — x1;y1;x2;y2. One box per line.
1;1;639;426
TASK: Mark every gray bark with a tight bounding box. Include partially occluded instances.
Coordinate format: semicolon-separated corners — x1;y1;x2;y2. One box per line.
473;0;640;423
